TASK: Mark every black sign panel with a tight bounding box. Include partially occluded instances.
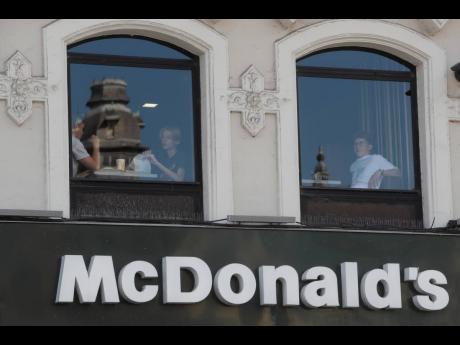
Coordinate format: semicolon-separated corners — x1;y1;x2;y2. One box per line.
0;221;459;325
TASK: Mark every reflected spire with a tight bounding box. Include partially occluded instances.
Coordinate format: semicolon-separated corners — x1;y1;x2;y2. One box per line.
313;145;329;181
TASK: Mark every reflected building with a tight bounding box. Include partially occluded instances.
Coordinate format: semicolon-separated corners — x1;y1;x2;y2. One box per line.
80;78;147;168
312;145;329;181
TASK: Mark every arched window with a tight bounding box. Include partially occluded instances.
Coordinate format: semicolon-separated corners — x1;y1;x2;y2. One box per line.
67;35;202;222
296;48;422;229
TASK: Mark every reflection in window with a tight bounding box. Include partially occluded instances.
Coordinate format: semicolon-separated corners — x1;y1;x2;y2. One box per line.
297;49;417;191
69;37;197;183
296;48;410;71
68;36;191;60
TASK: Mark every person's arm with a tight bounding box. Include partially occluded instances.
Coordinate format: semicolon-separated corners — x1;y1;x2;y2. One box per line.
381;168;400;177
147;153;185;182
78;135;100;171
368;164;400;189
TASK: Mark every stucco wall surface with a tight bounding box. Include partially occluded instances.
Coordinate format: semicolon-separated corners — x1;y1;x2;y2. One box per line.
0;19;459;221
0;19;53;210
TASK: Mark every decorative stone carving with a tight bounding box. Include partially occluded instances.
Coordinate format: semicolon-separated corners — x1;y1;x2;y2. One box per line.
0;51;47;126
228;65;279;137
204;19;298;28
418;19;449;36
278;19;297;29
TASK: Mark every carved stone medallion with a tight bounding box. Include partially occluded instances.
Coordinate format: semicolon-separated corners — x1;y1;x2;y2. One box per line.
0;51;47;126
228;65;279;137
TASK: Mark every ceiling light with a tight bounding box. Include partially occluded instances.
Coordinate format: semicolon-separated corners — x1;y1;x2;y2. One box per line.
142;103;158;108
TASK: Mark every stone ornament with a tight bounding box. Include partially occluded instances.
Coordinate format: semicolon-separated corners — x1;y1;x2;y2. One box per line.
208;19;450;36
0;51;47;126
418;19;449;36
278;19;297;29
228;65;279;137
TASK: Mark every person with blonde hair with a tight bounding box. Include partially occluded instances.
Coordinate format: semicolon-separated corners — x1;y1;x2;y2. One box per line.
143;127;186;182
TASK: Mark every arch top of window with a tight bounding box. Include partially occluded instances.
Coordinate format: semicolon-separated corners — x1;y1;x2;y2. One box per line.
68;35;194;60
296;48;412;72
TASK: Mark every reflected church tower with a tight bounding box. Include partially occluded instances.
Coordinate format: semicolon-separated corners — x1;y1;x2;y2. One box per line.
80;78;147;168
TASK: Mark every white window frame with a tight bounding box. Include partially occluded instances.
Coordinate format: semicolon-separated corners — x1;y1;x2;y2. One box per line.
43;19;233;221
275;19;452;228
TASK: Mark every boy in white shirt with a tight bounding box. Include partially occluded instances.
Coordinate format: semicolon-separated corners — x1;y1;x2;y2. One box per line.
350;133;400;189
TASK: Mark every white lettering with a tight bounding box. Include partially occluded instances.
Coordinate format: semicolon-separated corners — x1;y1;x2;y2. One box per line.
340;262;360;308
301;266;339;308
118;261;158;304
360;263;402;310
54;255;449;312
162;256;212;304
259;265;300;306
213;263;256;305
412;270;449;311
55;255;119;303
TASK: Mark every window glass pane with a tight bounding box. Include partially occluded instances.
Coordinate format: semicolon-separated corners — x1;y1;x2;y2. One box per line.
297;50;410;72
68;37;191;60
69;63;196;182
298;76;415;190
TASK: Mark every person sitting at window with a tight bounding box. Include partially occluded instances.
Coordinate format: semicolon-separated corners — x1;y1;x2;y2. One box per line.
71;119;101;177
350;132;400;189
143;127;186;182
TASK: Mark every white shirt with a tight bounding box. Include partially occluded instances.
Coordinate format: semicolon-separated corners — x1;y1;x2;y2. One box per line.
72;136;89;177
130;154;151;173
350;154;396;189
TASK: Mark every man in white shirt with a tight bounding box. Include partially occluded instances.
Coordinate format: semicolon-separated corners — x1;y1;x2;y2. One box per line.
350;133;400;189
71;120;100;177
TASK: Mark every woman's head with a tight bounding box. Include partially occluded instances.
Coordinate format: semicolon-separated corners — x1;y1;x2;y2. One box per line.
160;127;181;150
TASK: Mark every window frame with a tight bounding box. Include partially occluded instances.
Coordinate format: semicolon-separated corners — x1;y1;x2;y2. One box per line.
66;35;203;223
296;47;423;228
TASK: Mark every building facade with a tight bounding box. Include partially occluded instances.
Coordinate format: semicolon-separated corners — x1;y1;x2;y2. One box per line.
1;19;460;325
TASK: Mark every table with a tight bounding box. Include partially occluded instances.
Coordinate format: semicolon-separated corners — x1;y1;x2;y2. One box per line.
93;169;159;180
302;179;342;186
